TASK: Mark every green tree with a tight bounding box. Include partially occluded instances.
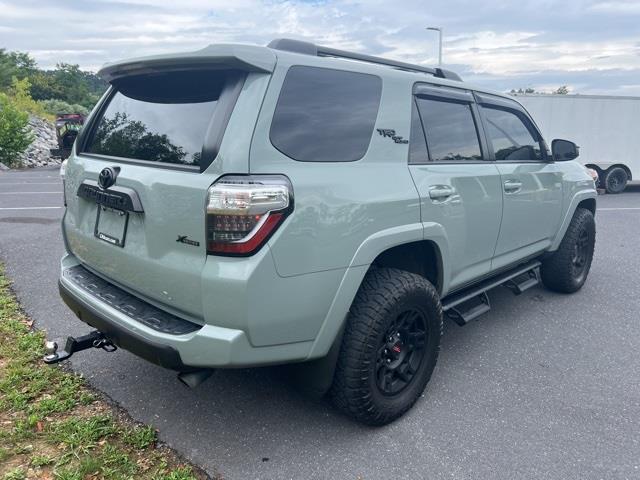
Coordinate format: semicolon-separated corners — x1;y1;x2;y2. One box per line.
29;71;65;101
0;92;34;167
52;63;90;105
0;49;107;111
0;49;37;89
553;85;570;95
8;77;48;118
39;98;89;116
28;63;107;109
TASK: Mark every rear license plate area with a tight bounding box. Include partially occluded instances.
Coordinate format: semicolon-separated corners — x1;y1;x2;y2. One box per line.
94;207;129;247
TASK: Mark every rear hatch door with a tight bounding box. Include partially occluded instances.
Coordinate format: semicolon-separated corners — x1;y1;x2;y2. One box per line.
63;47;275;321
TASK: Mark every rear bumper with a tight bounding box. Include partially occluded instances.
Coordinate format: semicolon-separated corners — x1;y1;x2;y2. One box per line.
59;254;314;369
59;278;188;371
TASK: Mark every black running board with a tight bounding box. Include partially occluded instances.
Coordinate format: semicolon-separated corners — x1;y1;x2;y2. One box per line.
442;260;540;326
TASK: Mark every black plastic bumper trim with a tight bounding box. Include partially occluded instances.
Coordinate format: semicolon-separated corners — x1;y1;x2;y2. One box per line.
59;279;191;371
63;265;200;335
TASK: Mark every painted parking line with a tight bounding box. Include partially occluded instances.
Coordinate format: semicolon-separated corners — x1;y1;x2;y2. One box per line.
0;175;58;178
0;192;62;195
0;182;61;186
598;207;640;211
0;206;63;210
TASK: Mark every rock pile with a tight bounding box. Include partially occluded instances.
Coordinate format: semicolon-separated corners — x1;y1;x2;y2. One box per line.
18;116;61;168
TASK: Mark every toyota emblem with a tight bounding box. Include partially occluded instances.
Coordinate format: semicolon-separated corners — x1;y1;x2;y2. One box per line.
98;167;117;189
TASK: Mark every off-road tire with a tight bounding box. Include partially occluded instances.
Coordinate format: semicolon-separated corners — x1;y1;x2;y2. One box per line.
604;167;628;194
541;208;595;293
329;268;443;426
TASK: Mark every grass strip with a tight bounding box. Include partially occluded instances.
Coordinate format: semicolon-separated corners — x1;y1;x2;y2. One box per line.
0;264;209;480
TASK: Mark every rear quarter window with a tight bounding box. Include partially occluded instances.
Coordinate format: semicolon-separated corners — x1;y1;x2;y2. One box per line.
84;71;230;167
270;66;382;162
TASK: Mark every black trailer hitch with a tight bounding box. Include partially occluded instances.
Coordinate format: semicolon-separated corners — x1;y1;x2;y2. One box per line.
43;330;117;364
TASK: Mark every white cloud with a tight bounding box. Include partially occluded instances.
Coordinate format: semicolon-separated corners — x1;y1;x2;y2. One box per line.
445;33;640;75
0;0;638;94
588;1;640;13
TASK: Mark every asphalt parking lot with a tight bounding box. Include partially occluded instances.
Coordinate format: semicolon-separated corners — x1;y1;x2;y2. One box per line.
1;167;639;480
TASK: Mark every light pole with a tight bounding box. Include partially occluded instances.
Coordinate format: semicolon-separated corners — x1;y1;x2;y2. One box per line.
426;26;443;66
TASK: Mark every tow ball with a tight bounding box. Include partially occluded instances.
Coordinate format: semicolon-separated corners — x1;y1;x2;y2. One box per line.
43;330;117;364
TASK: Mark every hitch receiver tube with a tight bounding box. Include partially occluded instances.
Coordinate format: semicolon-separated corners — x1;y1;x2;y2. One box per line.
43;330;117;364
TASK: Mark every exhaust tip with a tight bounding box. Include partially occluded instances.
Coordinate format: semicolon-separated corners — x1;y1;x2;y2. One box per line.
177;369;214;389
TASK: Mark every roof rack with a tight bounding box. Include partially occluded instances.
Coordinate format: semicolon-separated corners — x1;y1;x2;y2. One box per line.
267;38;462;82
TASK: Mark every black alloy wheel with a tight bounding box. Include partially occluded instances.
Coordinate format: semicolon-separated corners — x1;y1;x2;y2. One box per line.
541;207;595;293
330;268;443;425
376;309;427;396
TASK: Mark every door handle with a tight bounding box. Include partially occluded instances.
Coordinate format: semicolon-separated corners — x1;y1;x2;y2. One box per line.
429;185;455;200
503;180;523;193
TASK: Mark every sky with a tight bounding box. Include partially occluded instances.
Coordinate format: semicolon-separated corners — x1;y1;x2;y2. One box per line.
1;0;639;95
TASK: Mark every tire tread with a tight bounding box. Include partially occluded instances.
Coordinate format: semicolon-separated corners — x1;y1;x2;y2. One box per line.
541;207;595;293
330;268;443;425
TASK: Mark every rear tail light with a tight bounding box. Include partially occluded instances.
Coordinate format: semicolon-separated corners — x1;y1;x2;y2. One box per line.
206;175;293;256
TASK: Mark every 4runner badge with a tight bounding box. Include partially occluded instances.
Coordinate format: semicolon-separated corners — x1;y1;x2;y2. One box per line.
176;235;200;247
377;128;408;144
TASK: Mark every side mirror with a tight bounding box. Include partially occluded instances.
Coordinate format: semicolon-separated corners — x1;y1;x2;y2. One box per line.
551;139;579;161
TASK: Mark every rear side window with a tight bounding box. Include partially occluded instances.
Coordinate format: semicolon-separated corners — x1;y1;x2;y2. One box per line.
481;106;543;161
408;100;429;163
85;71;229;167
416;97;482;162
270;66;382;162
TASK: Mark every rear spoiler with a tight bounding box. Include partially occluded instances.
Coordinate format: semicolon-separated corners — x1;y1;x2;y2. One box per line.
98;44;276;83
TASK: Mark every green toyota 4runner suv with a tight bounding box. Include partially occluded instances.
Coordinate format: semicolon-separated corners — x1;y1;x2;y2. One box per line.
52;39;597;425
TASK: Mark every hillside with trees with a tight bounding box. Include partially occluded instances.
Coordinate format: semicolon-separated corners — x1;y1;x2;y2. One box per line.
0;48;107;168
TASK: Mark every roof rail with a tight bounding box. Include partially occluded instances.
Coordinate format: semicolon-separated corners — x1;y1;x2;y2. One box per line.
267;38;462;82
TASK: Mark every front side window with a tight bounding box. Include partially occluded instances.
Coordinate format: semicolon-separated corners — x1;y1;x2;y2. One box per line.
270;66;382;162
416;97;482;162
482;107;543;161
85;70;229;166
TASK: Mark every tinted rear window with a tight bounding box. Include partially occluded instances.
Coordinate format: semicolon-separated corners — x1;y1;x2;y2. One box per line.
270;66;382;162
85;71;227;166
